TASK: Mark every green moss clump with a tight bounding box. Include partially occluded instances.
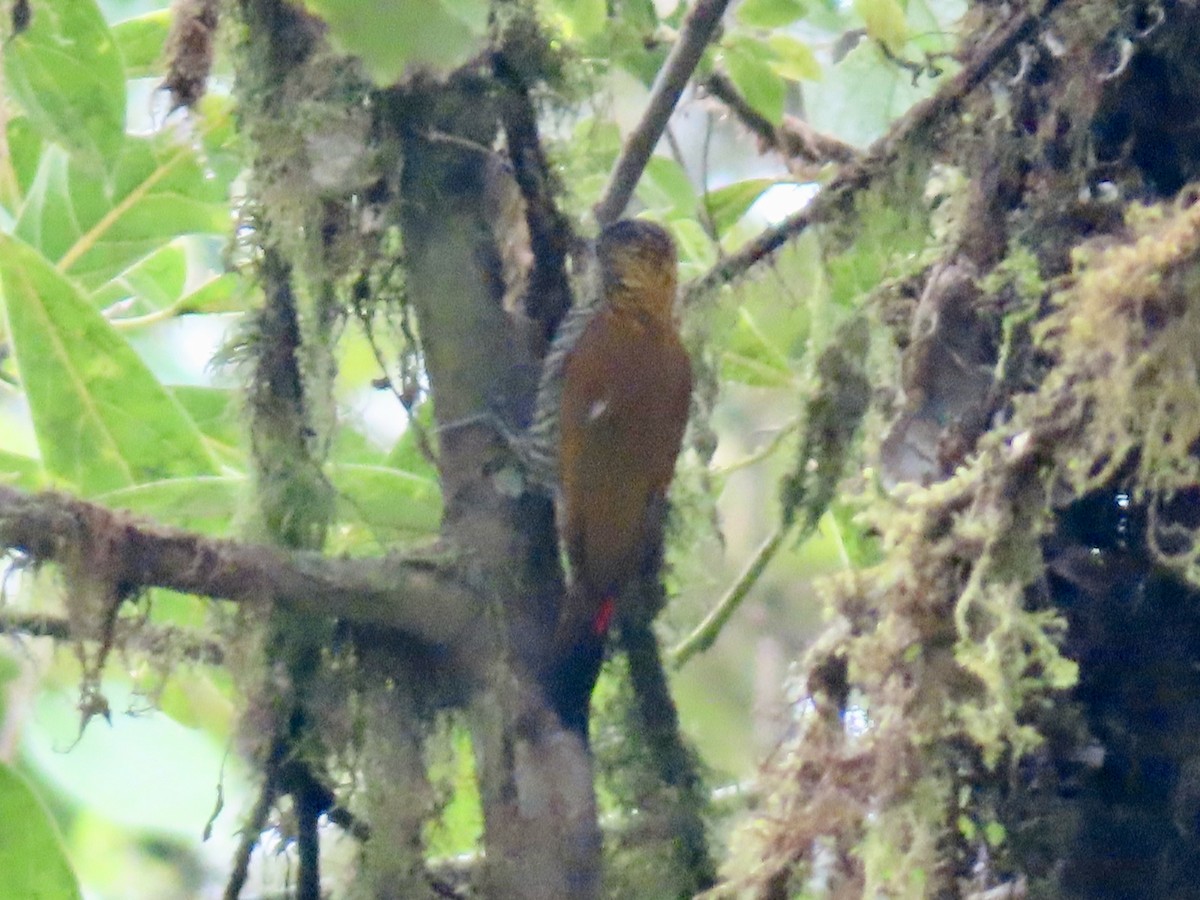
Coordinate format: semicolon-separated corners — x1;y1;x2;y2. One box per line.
721;194;1200;896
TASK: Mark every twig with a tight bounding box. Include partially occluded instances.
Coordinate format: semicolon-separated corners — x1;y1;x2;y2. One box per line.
697;115;723;243
706;68;775;143
225;761;279;900
351;286;438;468
396;300;439;466
105;297;191;331
711;418;801;475
326;804;371;842
671;525;788;667
423;129;504;160
685;0;1064;300
877;39;948;87
0;610;226;665
593;0;734;225
704;71;857;169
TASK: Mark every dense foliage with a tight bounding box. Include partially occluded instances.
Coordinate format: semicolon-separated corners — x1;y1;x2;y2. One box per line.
10;0;1198;898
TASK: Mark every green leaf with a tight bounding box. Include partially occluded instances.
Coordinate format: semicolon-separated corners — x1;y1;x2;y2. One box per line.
638;156;698;219
24;681;250;838
767;34;821;82
723;39;786;125
0;234;218;495
737;0;807;28
984;820;1007;847
96;476;242;533
618;0;660;32
0;763;81;900
172;385;241;450
713;237;820;384
906;0;968;54
331;464;442;540
91;242;187;314
142;587;211;630
805;42;933;146
384;408;439;477
98;256;246;325
331;420;390;466
823;174;930;306
7;118;43;202
424;725;483;856
112;9;171;80
0;653;19;689
5;0;125;177
559;117;621;208
440;0;491;32
723;303;799;385
854;0;909;49
179;272;247;315
669;218;718;279
15;133;229;290
704;178;778;234
554;0;607;38
157;667;235;732
0;448;41;490
195;94;242;189
300;0;486;83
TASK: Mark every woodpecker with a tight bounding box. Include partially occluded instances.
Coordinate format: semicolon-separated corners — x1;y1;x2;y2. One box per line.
547;219;692;732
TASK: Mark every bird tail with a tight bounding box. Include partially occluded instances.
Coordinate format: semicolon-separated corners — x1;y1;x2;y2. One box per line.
546;584;615;739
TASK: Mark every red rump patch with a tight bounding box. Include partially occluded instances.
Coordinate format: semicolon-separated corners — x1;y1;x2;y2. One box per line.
592;597;616;636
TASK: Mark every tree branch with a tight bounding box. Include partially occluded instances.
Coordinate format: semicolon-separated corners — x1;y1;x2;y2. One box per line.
593;0;734;225
619;617;716;892
225;758;278;900
492;48;577;340
295;773;323;900
685;0;1064;299
0;485;478;646
671;525;787;668
704;71;857;169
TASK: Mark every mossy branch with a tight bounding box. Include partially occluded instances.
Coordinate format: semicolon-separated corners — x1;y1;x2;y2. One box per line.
0;484;478;646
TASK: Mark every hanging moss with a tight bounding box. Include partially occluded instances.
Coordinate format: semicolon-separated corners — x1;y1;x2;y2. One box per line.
720;187;1200;897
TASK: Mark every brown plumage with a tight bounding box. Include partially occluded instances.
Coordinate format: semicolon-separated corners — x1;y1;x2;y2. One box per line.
555;219;692;655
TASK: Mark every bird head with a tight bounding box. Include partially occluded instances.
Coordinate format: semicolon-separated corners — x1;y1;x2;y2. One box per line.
597;219;679;321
